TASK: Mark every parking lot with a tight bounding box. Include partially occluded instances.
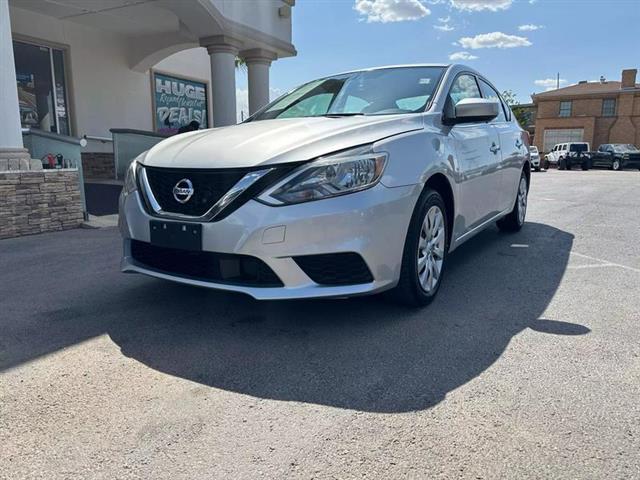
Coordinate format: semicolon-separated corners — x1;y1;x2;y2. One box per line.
1;169;639;479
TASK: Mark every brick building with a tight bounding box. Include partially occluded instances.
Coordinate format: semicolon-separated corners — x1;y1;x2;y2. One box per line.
531;69;640;152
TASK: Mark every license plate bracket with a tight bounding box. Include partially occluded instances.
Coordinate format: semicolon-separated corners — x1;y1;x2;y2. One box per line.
150;220;202;251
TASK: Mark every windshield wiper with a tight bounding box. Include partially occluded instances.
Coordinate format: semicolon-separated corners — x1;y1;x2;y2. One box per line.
322;112;366;117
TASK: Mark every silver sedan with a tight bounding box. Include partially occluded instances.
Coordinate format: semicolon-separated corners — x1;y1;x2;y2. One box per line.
119;64;530;306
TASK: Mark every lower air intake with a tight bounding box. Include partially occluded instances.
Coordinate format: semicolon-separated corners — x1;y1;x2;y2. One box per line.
131;240;283;287
293;252;374;286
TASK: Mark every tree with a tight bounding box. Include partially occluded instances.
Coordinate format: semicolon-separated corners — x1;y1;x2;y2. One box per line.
501;89;529;128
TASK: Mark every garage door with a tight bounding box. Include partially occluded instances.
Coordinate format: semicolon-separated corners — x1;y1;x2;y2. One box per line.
543;128;584;152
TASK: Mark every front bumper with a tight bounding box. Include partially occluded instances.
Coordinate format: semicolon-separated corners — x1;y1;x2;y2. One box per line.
119;183;419;300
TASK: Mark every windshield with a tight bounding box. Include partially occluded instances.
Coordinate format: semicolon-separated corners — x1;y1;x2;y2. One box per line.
612;144;640;153
250;67;445;121
529;146;539;153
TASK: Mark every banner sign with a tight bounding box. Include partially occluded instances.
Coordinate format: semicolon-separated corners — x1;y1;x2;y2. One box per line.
153;72;208;134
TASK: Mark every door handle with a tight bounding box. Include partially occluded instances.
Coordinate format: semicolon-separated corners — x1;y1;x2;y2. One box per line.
490;143;501;154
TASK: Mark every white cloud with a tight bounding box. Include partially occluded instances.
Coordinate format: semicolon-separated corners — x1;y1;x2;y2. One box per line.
354;0;430;23
458;31;532;49
450;0;512;11
534;78;568;91
434;14;453;30
518;24;543;31
449;51;479;60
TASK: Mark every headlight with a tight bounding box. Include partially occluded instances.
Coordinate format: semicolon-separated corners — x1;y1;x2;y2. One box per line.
258;146;387;205
123;161;139;194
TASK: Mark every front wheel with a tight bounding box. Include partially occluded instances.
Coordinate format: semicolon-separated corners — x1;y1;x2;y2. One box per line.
391;189;448;307
559;157;566;170
497;172;528;232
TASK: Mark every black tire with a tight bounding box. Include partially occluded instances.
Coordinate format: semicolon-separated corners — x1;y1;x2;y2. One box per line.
566;159;572;170
497;171;528;233
390;188;448;307
581;160;590;171
534;166;541;172
544;159;550;169
559;157;566;170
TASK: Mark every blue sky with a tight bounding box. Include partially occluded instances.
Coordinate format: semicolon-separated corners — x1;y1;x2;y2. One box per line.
237;0;639;114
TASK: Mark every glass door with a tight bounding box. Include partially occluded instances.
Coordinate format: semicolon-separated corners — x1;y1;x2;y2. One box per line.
13;40;70;136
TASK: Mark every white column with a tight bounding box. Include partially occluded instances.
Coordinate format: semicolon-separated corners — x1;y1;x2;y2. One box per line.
204;36;242;127
0;0;27;158
243;49;276;115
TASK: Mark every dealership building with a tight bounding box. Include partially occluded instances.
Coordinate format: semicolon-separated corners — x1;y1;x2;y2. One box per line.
0;0;296;239
532;69;640;152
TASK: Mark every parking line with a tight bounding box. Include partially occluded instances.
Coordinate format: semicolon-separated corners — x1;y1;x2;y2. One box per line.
570;251;640;274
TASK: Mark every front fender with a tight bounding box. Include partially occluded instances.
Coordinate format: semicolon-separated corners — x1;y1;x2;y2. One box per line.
375;129;455;188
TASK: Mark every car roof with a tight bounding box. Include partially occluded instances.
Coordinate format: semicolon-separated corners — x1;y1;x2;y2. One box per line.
334;64;450;76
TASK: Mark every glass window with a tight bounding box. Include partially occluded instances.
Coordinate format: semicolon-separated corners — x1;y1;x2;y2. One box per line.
13;41;71;135
448;74;481;106
559;101;572;117
254;67;445;120
602;98;616;117
277;93;333;118
477;78;507;122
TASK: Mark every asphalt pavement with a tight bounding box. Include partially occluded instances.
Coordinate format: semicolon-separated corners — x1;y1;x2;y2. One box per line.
1;169;639;479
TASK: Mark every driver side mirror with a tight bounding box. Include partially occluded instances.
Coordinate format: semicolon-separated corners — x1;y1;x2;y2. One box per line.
449;98;499;124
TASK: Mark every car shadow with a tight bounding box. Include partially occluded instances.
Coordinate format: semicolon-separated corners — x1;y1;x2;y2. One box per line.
0;222;582;413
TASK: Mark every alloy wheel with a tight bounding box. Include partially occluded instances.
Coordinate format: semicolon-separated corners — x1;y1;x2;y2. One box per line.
517;176;528;225
417;205;445;293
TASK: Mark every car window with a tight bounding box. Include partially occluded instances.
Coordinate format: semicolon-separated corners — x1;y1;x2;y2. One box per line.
570;144;588;153
396;95;430;111
477;78;507;122
343;95;370;112
276;93;334;118
448;74;481;106
254;67;445;120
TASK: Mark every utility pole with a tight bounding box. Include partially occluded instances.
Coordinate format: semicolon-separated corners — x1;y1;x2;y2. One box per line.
556;72;560;90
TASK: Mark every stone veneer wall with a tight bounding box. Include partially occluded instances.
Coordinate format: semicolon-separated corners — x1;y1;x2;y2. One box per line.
82;152;115;180
0;169;84;240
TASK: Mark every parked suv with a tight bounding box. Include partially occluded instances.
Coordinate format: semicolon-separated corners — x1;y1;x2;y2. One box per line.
120;64;530;306
590;144;640;170
545;142;590;170
529;146;541;171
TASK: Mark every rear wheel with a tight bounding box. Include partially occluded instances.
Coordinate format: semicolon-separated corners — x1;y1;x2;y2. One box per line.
612;159;621;171
391;189;448;307
497;171;528;232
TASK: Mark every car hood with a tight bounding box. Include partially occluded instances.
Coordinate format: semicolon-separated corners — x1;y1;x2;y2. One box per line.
141;115;424;169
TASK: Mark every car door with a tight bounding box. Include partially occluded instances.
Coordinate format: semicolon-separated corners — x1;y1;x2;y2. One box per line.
446;73;503;233
477;78;525;212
